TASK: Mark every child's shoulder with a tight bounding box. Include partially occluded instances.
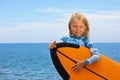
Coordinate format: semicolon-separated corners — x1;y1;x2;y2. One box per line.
82;37;88;40
60;36;70;41
82;37;89;43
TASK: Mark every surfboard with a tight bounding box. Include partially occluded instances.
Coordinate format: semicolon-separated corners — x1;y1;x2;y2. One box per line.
50;43;120;80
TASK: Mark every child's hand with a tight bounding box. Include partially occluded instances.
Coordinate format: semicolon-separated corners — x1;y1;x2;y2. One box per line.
71;60;85;72
48;41;56;49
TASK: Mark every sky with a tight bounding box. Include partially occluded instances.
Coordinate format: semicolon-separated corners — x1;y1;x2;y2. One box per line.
0;0;120;43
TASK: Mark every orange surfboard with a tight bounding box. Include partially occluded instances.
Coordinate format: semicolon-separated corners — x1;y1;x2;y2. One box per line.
50;43;120;80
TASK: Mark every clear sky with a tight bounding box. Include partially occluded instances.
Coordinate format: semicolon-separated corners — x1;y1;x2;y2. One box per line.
0;0;120;43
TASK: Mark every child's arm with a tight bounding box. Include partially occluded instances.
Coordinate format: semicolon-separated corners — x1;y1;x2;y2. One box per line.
85;41;100;65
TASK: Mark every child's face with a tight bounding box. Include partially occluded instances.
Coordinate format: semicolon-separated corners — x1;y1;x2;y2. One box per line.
70;19;86;37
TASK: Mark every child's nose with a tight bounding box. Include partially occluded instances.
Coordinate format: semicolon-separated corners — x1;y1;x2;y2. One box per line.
76;27;80;31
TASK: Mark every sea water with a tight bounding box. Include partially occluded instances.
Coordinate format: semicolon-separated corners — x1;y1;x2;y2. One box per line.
0;43;120;80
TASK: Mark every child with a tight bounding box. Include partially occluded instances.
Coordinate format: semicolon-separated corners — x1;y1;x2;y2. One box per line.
48;13;100;72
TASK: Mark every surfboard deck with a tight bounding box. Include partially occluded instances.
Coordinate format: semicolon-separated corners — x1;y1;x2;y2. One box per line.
50;43;120;80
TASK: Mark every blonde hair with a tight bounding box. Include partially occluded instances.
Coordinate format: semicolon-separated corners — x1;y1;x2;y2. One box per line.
68;13;90;38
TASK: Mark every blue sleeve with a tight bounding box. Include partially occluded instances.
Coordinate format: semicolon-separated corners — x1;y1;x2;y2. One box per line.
60;36;69;42
85;39;100;65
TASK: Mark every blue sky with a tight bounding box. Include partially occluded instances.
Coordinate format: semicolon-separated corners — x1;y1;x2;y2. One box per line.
0;0;120;43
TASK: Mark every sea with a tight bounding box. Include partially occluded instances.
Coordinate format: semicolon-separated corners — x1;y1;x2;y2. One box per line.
0;43;120;80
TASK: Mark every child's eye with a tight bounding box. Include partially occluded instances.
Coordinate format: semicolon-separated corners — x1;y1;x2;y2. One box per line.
72;25;77;28
80;26;83;28
79;26;84;28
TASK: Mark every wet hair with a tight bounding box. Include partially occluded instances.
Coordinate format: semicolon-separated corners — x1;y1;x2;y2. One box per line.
68;13;90;38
